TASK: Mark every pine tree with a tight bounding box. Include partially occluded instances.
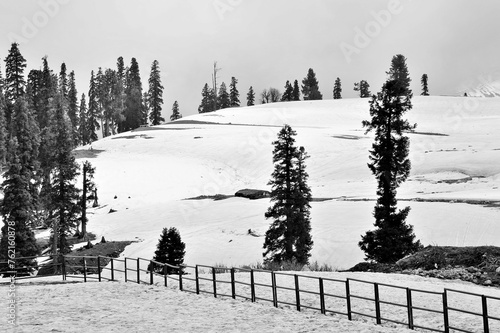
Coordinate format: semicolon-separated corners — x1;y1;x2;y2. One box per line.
228;76;240;107
123;58;143;131
48;94;81;257
4;43;27;127
198;83;214;113
59;63;68;98
0;88;7;169
0;97;41;271
281;80;293;101
386;54;412;96
37;56;56;130
147;60;164;125
87;71;100;143
263;125;313;266
149;227;186;274
301;68;322;100
78;94;89;145
359;54;422;263
79;160;96;239
218;82;230;109
67;71;79;146
114;57;126;133
421;74;429;96
333;77;342;99
292;80;300;101
246;86;255;106
354;80;371;98
170;101;182;121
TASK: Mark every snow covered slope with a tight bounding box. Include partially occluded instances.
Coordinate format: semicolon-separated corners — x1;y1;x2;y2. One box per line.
77;96;500;269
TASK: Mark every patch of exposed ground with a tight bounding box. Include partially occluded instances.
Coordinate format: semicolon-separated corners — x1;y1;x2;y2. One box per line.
73;148;105;159
349;246;500;287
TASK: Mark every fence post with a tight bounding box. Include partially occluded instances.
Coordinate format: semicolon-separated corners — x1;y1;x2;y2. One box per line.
407;288;414;329
482;295;490;333
163;264;167;287
346;279;352;320
319;278;325;315
61;255;66;281
83;257;87;283
271;272;278;308
178;265;183;291
294;274;301;312
195;265;200;294
97;256;101;282
231;268;236;299
124;258;128;282
110;258;114;281
212;267;217;298
149;261;154;285
136;258;140;284
443;290;450;333
250;269;256;302
374;283;381;325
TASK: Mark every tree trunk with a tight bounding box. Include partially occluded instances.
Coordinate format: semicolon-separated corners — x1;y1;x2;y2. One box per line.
81;164;87;239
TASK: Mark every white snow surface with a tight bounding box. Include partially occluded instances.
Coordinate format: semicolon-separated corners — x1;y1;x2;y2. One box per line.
3;270;500;332
75;96;500;269
3;96;500;332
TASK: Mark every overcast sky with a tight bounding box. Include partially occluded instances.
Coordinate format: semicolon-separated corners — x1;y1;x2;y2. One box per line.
1;0;499;118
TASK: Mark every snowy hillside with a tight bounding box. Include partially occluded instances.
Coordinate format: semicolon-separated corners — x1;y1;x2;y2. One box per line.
75;96;500;269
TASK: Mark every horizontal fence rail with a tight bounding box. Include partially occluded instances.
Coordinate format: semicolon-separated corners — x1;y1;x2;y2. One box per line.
2;255;499;333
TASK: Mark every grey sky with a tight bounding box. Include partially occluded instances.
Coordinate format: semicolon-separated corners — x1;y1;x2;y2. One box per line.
1;0;499;117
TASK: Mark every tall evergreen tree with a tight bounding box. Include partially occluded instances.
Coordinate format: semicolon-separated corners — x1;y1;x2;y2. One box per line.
78;94;89;145
281;80;293;101
246;86;255;106
292;80;300;101
38;56;56;130
95;67;105;136
4;43;27;126
333;77;342;99
149;227;186;274
301;68;322;100
170;101;182;121
148;60;164;125
123;58;143;131
218;82;230;109
114;57;126;133
48;94;81;257
198;83;215;113
263;125;313;266
67;71;79;146
0;88;7;169
229;77;240;107
59;63;68;98
0;97;41;271
421;74;429;96
354;80;371;98
359;55;422;263
386;54;412;96
87;71;100;143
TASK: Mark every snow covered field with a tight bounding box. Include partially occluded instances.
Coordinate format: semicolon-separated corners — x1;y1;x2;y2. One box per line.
3;96;500;332
3;270;500;332
69;96;500;269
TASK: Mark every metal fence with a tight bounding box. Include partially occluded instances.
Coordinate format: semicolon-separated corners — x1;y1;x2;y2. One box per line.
1;255;499;333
